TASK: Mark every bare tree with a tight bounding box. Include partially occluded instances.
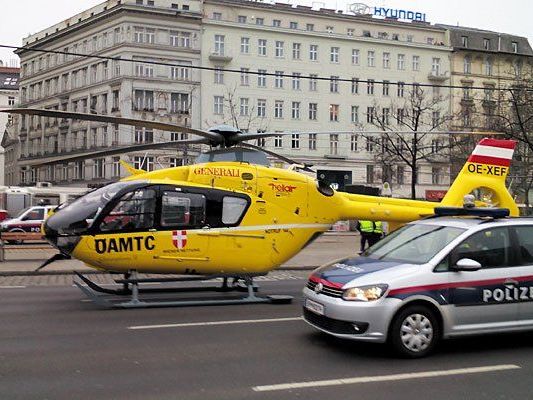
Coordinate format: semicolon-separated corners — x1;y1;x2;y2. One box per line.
362;84;455;199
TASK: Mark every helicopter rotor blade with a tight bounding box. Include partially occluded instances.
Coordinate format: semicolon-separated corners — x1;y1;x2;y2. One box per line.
17;138;209;167
1;108;224;144
240;142;315;173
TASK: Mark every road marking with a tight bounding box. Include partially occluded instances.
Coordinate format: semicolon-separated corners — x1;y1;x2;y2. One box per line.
128;316;303;330
252;364;521;392
0;285;26;289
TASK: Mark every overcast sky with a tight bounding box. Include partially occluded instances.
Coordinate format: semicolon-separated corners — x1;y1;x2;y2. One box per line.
1;0;531;65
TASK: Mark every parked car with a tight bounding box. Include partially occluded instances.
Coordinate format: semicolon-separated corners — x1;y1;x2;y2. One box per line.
0;205;55;243
303;207;533;357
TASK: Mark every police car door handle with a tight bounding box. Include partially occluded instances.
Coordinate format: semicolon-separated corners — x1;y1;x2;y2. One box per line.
504;278;518;285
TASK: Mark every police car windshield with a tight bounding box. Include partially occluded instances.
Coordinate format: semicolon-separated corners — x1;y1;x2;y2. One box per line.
363;224;465;264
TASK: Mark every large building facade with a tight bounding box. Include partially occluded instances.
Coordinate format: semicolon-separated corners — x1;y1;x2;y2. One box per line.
15;0;202;187
7;0;531;199
0;66;20;186
201;0;453;197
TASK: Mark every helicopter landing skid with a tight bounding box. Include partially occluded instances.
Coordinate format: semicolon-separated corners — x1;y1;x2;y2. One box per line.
73;271;293;309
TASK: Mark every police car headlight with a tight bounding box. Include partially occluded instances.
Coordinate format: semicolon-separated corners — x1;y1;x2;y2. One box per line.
342;284;388;301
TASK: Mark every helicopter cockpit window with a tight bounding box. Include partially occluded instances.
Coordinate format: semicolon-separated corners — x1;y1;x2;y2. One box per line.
99;188;156;232
161;192;206;228
221;196;248;224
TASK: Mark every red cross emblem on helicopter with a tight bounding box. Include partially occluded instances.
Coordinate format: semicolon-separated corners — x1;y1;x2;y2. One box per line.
172;230;187;249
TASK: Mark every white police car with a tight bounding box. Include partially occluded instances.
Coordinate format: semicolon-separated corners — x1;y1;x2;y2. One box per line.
303;207;533;357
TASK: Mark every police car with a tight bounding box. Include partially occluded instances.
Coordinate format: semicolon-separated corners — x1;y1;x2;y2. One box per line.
303;207;533;357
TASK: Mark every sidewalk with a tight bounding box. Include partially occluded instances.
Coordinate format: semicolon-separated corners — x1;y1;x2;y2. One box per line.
0;232;360;276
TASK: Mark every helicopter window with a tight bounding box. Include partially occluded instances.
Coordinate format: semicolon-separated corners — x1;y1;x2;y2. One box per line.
99;188;156;232
160;192;206;228
222;197;248;224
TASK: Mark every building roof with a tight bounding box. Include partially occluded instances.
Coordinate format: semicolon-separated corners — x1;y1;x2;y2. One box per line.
438;24;532;56
0;67;20;91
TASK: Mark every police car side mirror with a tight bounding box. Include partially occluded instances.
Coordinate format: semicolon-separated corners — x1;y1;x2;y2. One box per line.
453;258;482;272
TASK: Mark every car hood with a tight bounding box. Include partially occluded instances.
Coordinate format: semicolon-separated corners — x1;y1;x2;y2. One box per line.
311;256;410;287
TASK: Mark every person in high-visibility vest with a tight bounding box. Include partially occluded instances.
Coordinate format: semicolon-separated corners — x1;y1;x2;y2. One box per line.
356;220;374;252
369;221;384;247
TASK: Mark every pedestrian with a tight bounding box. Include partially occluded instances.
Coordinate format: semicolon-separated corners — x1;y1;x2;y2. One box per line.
356;220;374;252
369;221;384;247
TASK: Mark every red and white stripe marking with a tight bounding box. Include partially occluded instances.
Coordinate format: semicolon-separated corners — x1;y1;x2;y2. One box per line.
468;138;516;167
172;230;187;249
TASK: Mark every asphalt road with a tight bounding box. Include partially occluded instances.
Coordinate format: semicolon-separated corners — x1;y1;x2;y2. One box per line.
1;277;533;400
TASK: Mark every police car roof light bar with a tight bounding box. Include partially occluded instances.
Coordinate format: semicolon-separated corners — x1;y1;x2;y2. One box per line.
434;207;510;218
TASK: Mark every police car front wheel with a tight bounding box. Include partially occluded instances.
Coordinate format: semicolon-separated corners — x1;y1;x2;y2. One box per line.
389;305;441;358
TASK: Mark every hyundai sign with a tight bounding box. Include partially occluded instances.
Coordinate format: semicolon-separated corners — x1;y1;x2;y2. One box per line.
348;3;427;22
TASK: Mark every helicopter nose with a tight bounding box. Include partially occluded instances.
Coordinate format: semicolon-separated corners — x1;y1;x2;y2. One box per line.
43;215;81;255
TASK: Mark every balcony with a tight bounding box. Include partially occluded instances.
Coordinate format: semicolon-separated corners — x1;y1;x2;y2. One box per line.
427;70;448;81
208;50;233;62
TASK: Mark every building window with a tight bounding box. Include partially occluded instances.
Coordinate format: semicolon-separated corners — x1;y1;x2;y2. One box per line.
351;106;359;123
274;135;283;148
214;35;225;55
329;104;339;122
171;65;190;81
306;23;314;31
330;47;339;63
367;50;375;67
291;102;300;119
274;101;283;118
257;99;266;117
309;103;317;120
383;52;390;69
397;82;405;97
291;133;300;148
432;167;442;185
257;69;266;87
461;36;468;47
412;55;420;71
309;74;318;91
326;26;334;33
432;111;441;128
214;66;224;84
292;73;301;90
112;157;121;177
329;134;339;155
134;128;154;143
290;21;298;29
397;54;405;70
463;56;471;74
352;49;360;65
213;12;222;20
170;31;191;48
330;76;339;93
308;133;317;150
350;134;358;151
135;63;154;77
367;79;375;95
347;28;355;36
397;108;405;125
258;39;267;56
309;44;318;61
382;108;390;126
512;42;518;53
351;78;359;94
366;107;375;123
256;18;264;25
235;15;246;23
383;80;390;96
241;37;250;53
133;156;154;172
275;41;284;57
273;19;281;27
93;159;105;179
134;90;154;111
292;43;301;60
240;98;249;116
275;71;284;88
240;68;250;86
214;95;224;114
484;58;493;76
366;165;374;183
483;38;490;50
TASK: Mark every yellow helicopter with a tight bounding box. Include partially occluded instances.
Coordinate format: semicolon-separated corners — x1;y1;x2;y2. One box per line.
2;108;519;308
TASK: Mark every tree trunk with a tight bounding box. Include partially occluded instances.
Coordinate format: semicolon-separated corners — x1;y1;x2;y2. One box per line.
411;166;417;199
